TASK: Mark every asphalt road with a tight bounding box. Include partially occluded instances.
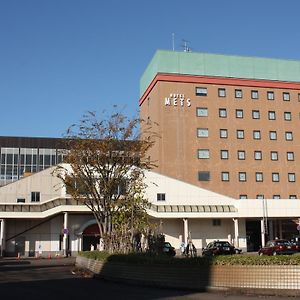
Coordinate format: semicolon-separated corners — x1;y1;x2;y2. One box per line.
0;257;298;300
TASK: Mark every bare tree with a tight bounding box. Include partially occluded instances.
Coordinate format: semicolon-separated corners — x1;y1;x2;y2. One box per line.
55;110;156;253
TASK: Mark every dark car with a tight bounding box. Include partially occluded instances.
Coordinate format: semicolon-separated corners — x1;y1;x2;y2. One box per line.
161;242;176;256
258;239;296;256
290;240;300;251
202;241;236;256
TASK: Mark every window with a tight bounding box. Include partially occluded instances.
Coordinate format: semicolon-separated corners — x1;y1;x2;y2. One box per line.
256;195;264;199
197;128;208;137
284;112;292;121
283;92;290;101
269;131;277;140
31;191;40;202
198;149;210;159
239;172;246;182
220;150;229;159
287;152;294;161
267;91;274;100
236;109;243;118
198;171;210;181
298;93;300;102
221;172;229;181
196;87;207;96
239;195;248;199
157;193;166;201
289;195;297;199
253;130;261;140
213;219;221;226
235;89;242;98
219;108;227;118
218;88;226;97
270;151;278;161
237;130;244;139
273;195;281;199
17;198;25;203
237;150;245;160
220;129;228;138
285;132;293;141
251;90;259;99
196;107;208;117
288;173;296;182
256;172;263;182
268;111;276;120
254;151;262;160
272;173;280;182
252;110;260;119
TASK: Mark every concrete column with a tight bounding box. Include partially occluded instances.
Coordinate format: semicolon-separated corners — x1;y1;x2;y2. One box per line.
261;219;265;248
63;212;68;256
0;219;6;256
183;218;189;245
233;218;239;247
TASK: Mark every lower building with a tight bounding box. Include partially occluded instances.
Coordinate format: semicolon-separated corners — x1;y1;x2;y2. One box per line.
0;164;300;257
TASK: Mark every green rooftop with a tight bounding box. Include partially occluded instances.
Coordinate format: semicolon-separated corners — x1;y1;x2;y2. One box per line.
140;50;300;97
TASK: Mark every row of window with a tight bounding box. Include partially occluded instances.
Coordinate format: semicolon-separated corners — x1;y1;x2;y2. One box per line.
240;195;297;199
220;172;296;182
197;128;294;141
198;149;295;161
17;191;40;203
196;87;299;101
198;171;296;182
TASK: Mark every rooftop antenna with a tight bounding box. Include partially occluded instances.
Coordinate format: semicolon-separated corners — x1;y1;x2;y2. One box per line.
182;39;191;52
172;33;175;51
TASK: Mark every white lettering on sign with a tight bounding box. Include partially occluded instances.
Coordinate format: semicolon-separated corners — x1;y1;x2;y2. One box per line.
164;94;191;107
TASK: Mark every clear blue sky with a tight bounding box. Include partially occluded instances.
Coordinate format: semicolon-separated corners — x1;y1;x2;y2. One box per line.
1;0;300;138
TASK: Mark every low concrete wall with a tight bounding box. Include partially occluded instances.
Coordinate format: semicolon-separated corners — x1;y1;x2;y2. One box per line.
76;256;300;291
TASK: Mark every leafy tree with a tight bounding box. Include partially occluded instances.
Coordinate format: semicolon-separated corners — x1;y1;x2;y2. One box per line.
55;110;156;253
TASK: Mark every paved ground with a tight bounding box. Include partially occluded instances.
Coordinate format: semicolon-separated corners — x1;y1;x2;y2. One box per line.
0;257;298;300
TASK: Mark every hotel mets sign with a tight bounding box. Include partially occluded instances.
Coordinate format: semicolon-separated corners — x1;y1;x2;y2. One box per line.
164;94;191;107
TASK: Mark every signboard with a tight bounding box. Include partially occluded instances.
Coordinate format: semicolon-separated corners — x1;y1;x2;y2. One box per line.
164;93;191;107
62;228;69;235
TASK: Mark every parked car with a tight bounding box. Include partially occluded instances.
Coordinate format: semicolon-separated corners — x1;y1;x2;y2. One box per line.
202;240;236;256
290;240;300;252
161;242;176;256
258;239;297;256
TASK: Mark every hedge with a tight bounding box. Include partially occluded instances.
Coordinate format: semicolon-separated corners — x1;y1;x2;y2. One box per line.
78;251;300;266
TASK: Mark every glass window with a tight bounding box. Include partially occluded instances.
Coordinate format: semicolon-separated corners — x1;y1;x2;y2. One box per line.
17;198;25;203
236;109;243;118
220;150;229;159
239;172;246;182
273;195;281;199
284;112;291;121
256;194;264;199
267;91;274;100
288;173;296;182
31;191;40;202
196;107;208;117
254;151;262;160
287;152;294;161
283;92;290;101
237;150;245;160
240;195;248;199
235;89;243;98
269;131;277;140
237;130;244;139
268;111;276;120
256;172;263;182
213;219;221;226
289;195;297;199
298;93;300;102
198;149;210;159
197;128;208;137
251;90;259;99
157;193;166;201
196;87;207;96
271;151;278;161
253;130;261;140
285;132;293;141
198;171;210;181
218;88;226;97
219;108;227;118
272;173;280;182
220;129;228;138
221;172;229;181
252;110;260;119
